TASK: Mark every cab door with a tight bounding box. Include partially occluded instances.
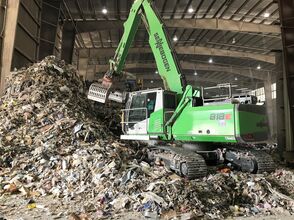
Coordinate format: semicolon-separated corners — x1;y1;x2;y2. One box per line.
148;91;176;135
124;90;161;135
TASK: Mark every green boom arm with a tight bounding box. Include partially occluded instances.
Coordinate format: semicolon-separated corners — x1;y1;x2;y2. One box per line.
106;0;186;95
106;0;142;76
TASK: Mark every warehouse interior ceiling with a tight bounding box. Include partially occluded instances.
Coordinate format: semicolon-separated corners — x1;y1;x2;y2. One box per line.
59;0;282;90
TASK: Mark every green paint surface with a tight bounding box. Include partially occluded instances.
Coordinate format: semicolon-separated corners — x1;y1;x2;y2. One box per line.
172;104;237;142
148;109;164;134
145;101;269;143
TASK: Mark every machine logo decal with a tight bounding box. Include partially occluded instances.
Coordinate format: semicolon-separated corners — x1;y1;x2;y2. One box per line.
210;113;232;120
154;33;171;72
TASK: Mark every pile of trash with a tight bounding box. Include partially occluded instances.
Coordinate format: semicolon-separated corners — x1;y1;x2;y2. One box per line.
0;57;294;219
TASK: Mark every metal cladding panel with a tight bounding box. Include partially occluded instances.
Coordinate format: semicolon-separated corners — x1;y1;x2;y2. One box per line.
11;0;42;68
61;23;75;63
278;0;294;149
39;0;61;60
237;104;269;143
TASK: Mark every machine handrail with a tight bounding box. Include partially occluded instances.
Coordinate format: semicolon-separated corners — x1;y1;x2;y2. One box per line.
121;107;148;134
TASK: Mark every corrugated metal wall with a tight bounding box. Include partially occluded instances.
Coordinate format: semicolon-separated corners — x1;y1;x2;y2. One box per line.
0;0;69;71
12;0;42;69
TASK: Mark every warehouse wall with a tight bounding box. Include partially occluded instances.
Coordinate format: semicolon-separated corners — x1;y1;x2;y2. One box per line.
12;0;42;69
39;0;62;60
0;0;65;94
0;0;63;70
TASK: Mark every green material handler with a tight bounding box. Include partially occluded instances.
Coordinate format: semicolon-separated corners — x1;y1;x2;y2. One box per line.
88;0;275;179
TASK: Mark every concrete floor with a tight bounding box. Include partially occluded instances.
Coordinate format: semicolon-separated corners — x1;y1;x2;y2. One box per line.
1;194;293;220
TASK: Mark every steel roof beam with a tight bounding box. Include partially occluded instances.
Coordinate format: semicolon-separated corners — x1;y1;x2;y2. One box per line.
67;18;281;34
79;46;276;64
95;72;232;84
93;72;261;89
141;80;255;89
92;61;268;80
165;18;281;34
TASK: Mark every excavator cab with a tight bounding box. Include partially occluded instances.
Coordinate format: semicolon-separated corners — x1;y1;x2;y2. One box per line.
121;88;177;140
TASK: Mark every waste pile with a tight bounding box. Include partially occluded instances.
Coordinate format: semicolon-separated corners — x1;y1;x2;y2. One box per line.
1;56;294;219
93;104;122;136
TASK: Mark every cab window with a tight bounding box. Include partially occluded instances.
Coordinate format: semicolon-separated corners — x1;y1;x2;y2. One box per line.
146;92;157;117
129;93;147;122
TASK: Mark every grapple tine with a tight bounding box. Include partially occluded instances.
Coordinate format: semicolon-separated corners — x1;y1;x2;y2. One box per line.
87;83;110;103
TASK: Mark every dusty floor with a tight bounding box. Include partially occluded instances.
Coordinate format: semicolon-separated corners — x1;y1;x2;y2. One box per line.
1;194;293;220
1;169;294;220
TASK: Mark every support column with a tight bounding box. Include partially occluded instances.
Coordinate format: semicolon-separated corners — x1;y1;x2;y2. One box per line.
275;52;286;159
77;50;89;81
0;0;20;95
61;23;75;64
264;74;274;140
278;0;294;162
39;0;62;60
283;67;293;155
86;65;96;82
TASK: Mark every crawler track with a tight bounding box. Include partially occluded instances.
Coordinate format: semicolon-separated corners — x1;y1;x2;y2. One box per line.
225;147;276;174
154;146;207;179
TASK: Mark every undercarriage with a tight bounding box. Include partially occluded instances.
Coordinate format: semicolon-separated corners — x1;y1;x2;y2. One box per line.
149;143;276;179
